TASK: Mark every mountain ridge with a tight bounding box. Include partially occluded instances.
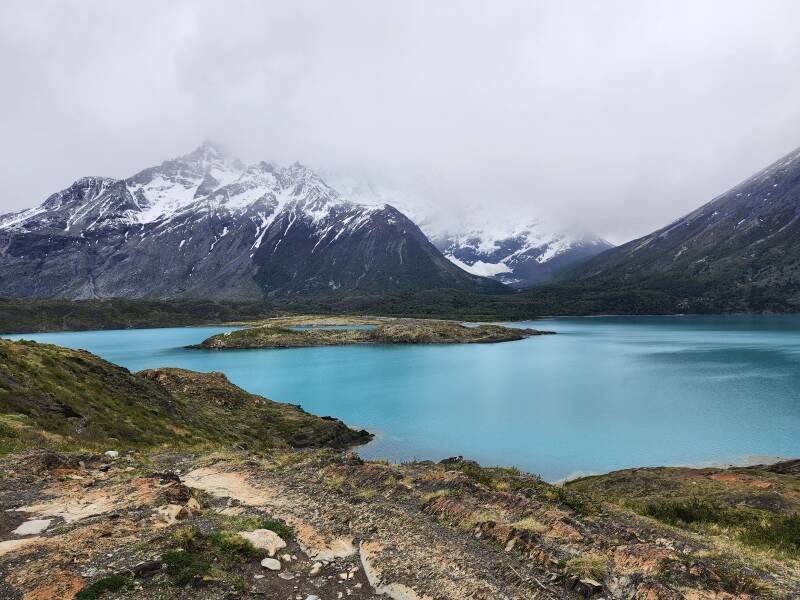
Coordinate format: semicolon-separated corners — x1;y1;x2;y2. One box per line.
0;143;505;300
559;144;800;312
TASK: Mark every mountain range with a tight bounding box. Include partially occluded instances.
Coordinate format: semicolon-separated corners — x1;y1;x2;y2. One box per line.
0;143;505;300
563;144;800;312
431;226;612;288
2;141;799;311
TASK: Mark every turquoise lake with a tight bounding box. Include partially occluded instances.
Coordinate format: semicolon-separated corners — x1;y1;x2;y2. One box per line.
6;316;800;481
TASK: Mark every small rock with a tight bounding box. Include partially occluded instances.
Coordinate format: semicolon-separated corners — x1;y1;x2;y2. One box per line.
280;553;292;562
132;559;162;577
104;450;119;459
185;497;202;514
339;572;348;580
306;596;321;600
155;504;188;525
261;557;281;571
253;574;265;580
576;578;603;597
239;529;286;557
309;562;322;576
278;572;294;580
353;583;362;589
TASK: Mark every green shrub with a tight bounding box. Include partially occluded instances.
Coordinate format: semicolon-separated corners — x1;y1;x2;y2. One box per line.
218;514;293;540
206;531;264;564
458;463;494;487
163;549;211;586
544;486;599;515
75;575;132;599
641;499;744;527
740;514;800;554
641;499;800;556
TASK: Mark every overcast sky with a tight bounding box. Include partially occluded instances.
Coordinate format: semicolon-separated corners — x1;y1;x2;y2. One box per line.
1;1;799;244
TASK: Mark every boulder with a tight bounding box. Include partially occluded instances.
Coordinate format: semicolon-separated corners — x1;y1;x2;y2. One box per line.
238;529;286;557
12;519;52;536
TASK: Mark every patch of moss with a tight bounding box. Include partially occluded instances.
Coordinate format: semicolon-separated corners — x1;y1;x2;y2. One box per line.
75;575;133;599
162;549;211;586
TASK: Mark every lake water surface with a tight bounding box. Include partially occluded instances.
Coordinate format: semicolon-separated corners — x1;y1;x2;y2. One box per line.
6;316;800;481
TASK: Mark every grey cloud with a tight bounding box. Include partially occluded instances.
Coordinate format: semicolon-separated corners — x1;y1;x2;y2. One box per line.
1;0;799;243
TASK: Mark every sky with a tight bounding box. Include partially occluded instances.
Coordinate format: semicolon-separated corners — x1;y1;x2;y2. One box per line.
1;1;799;244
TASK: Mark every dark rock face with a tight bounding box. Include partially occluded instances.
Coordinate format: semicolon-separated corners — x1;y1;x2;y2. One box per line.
564;145;800;311
0;143;504;300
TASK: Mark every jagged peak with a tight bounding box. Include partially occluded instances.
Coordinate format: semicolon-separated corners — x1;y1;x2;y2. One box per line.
71;175;118;189
176;140;242;173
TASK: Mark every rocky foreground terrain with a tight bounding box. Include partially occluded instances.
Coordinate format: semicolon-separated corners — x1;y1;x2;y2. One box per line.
1;449;799;600
0;339;798;599
193;318;550;350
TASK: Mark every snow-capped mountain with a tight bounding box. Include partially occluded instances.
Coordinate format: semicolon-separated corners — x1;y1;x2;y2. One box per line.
322;177;613;289
0;143;504;300
432;225;613;288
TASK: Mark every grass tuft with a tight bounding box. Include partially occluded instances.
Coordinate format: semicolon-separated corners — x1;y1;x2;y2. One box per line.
564;553;609;580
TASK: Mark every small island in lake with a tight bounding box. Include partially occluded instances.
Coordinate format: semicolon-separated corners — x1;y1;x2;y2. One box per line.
190;316;553;350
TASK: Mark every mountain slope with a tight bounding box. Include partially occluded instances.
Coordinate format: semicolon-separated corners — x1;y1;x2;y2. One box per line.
562;145;800;312
0;338;370;451
0;143;504;300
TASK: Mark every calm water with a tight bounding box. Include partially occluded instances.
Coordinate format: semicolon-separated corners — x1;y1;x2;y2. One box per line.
6;316;800;481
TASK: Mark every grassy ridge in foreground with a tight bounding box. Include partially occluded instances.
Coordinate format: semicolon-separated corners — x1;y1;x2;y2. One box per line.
0;339;370;454
192;320;551;349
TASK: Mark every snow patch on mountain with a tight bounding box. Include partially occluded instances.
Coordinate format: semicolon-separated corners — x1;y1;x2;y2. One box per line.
445;255;513;277
435;221;610;287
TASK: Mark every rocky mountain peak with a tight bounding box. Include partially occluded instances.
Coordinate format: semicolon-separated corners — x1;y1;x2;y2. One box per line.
0;144;505;300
